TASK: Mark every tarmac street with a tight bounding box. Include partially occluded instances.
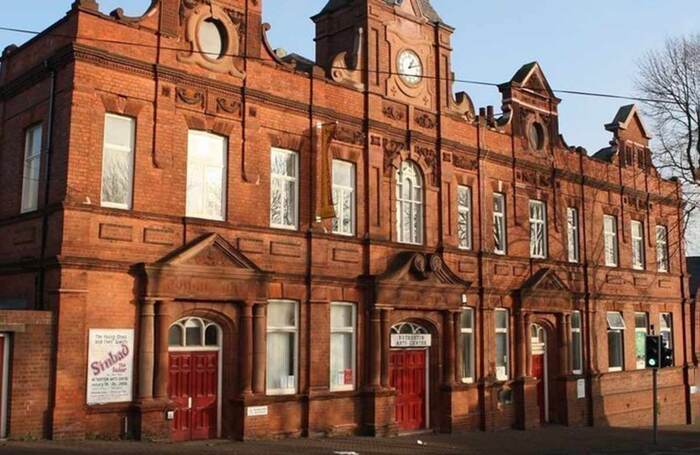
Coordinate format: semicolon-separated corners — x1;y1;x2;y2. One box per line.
0;424;699;454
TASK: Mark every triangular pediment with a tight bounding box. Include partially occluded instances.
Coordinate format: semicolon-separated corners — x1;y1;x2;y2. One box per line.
511;62;556;99
155;233;261;271
521;268;570;294
377;252;470;287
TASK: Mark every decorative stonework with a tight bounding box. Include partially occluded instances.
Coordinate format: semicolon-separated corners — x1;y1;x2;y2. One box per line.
415;111;437;129
176;87;205;109
334;126;365;146
452;153;477;171
382;101;406;122
178;0;246;78
216;97;242;116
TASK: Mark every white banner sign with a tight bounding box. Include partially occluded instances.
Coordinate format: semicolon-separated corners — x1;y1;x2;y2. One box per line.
391;334;431;348
86;329;134;405
247;406;269;417
577;379;586;399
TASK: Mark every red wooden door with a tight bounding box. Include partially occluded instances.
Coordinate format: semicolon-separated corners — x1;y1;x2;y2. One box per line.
390;350;426;431
532;354;545;423
169;352;218;441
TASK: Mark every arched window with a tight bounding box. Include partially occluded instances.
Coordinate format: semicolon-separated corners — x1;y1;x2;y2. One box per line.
391;322;429;335
396;161;424;245
168;317;221;349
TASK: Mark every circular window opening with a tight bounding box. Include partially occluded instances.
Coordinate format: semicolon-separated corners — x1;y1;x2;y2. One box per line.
528;122;545;151
198;18;228;60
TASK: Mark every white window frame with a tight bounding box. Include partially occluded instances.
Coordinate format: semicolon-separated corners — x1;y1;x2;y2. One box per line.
660;313;673;359
21;124;43;213
656;226;669;273
493;193;507;255
529;200;547;259
606;312;625;372
631;220;645;270
266;300;299;396
495;308;509;381
634;312;648;370
457;186;472;250
567;207;580;263
460;307;475;383
270;148;299;230
396;161;424;245
329;302;356;392
186;130;227;221
332;160;356;236
101;114;136;210
604;215;619;267
571;311;583;375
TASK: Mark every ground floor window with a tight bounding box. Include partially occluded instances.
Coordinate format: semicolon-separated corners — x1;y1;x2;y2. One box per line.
634;313;648;370
330;303;356;391
495;309;509;381
267;300;298;395
460;308;475;383
571;311;583;374
660;313;673;366
606;312;625;372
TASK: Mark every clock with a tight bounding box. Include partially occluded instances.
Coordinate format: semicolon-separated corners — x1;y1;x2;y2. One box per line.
397;50;423;86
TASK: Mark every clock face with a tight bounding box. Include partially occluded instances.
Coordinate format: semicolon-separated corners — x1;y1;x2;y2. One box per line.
397;50;423;86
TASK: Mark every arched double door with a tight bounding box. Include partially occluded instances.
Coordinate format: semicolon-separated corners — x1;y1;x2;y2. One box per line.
167;317;222;441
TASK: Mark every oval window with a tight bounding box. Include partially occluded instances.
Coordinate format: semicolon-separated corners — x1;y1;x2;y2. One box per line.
198;18;227;60
528;122;545;151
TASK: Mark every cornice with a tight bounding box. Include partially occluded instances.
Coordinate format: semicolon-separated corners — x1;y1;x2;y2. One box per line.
0;44;681;206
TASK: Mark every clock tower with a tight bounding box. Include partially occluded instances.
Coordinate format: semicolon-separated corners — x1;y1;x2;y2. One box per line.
313;0;467;113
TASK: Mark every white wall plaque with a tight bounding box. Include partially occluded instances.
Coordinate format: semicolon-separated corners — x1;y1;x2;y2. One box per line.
390;334;432;348
86;329;134;405
247;406;269;417
576;379;586;399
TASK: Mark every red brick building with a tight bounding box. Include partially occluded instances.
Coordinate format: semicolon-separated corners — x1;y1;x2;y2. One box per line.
0;0;698;441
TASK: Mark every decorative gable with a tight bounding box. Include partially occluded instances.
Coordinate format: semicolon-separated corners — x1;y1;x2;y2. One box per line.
375;252;470;287
605;104;652;142
520;268;570;294
156;233;261;271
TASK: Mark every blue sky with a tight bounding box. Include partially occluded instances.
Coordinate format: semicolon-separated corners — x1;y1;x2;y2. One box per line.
1;0;698;252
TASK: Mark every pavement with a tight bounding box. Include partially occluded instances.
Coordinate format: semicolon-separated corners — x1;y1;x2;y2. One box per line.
1;424;699;454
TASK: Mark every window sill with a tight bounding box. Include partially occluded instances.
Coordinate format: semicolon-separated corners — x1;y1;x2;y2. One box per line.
266;389;298;397
270;224;298;232
607;367;623;373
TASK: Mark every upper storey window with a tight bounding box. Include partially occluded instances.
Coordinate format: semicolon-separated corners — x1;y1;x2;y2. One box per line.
198;18;227;60
332;160;355;236
101;114;135;210
186;131;227;221
493;193;507;255
656;226;669;272
529;200;547;259
270;148;299;230
457;186;472;250
396;161;423;245
21;125;43;213
567;207;580;263
631;220;645;270
603;215;619;267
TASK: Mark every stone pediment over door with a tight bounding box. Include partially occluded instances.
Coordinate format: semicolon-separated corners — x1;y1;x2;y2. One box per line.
364;252;471;311
139;233;271;302
517;268;574;312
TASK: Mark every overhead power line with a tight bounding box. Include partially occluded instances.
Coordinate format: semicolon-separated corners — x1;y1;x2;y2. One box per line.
0;24;675;105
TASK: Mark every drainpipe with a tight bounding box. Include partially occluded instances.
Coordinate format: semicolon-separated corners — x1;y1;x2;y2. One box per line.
675;182;692;424
37;60;57;311
578;148;594;427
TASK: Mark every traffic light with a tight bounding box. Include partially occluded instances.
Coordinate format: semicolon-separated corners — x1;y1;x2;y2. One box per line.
661;345;673;368
645;335;662;369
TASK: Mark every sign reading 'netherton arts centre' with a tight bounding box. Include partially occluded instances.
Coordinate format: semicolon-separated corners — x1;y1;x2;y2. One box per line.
86;329;134;405
391;334;432;348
